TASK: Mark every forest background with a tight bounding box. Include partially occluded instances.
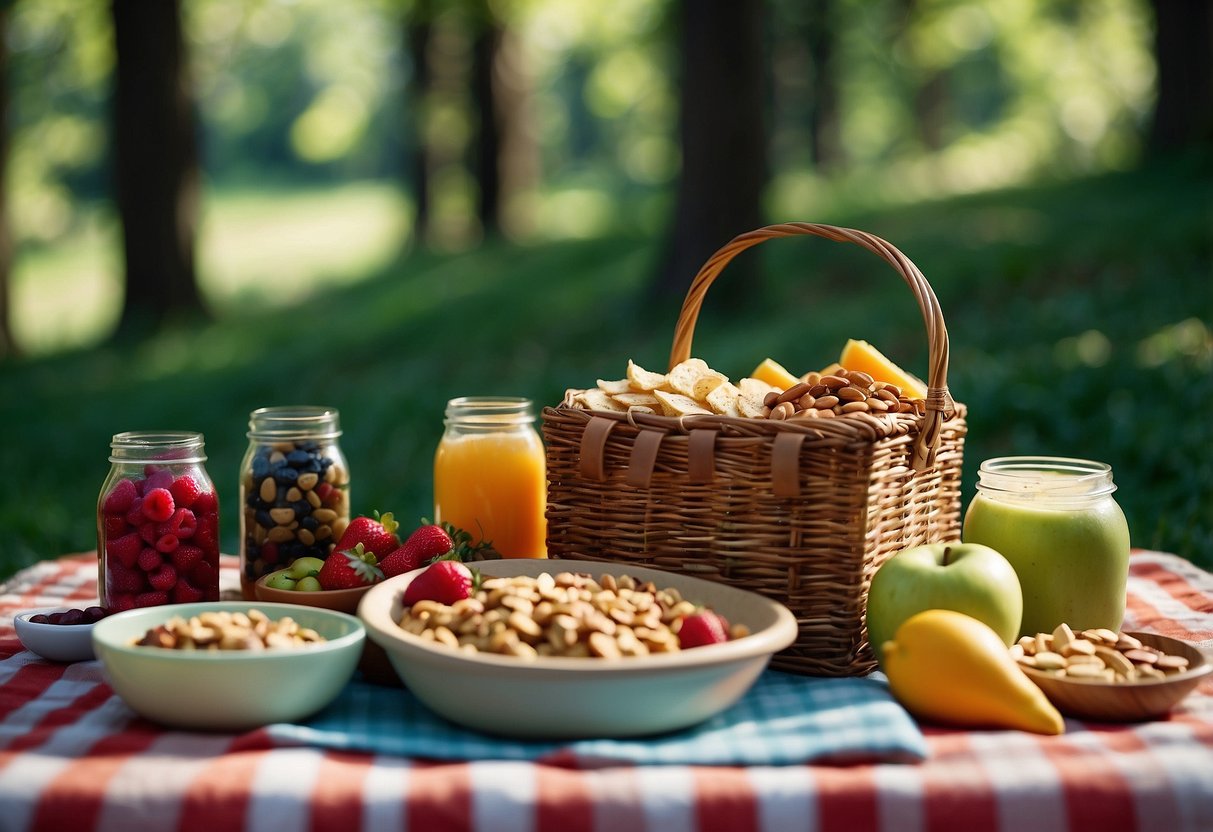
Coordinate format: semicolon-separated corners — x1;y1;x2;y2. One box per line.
0;0;1209;578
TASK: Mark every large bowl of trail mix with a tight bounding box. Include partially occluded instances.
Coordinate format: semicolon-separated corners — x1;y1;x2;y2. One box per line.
358;559;798;739
92;602;364;731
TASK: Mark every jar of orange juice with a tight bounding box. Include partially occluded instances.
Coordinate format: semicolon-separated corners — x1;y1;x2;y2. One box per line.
434;397;547;558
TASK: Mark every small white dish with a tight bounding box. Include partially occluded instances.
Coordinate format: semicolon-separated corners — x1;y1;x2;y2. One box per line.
14;606;102;663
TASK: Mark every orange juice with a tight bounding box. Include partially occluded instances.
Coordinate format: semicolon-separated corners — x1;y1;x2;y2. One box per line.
434;398;547;558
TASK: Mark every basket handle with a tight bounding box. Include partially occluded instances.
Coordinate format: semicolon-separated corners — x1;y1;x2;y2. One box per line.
668;222;953;471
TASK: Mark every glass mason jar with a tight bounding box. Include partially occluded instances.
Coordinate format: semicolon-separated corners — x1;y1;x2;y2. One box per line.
97;431;221;611
239;406;350;599
962;456;1131;638
433;397;547;558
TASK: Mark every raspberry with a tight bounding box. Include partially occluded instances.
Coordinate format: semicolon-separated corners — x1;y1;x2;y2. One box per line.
155;534;180;553
125;497;145;526
107;593;137;613
102;479;138;514
143;468;174;493
190;559;217;590
169;475;202;509
103;515;129;538
192;490;218;515
148;563;178;592
107;562;147;594
142;488;175;523
139;523;159;545
137;547;163;572
106;533;144;569
134;591;169;608
171;544;204;571
159;507;197;540
172;580;203;604
193;518;218;550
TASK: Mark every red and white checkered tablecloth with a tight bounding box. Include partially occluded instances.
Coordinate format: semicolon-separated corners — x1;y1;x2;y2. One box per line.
0;551;1210;832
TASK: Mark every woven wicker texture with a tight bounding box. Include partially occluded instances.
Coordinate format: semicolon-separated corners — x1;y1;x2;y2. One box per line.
543;223;967;676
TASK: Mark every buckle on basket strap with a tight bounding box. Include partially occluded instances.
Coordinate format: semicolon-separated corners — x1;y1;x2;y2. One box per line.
626;429;665;488
771;431;807;498
579;417;616;481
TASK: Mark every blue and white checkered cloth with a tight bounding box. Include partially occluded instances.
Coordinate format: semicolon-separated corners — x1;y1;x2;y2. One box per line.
266;669;927;766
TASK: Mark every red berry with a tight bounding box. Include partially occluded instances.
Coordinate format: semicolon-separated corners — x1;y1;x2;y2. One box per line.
107;562;147;594
137;547;163;572
169;475;202;508
192;517;218;550
134;591;169;608
125;497;146;526
677;611;731;649
158;507;197;539
171;544;204;572
317;549;384;590
172;580;204;604
192;490;218;515
102;479;138;514
190;559;218;591
315;482;334;503
143;468;174;493
401;561;475;606
139;523;159;545
106;532;144;569
261;541;280;565
155;534;180;553
142;488;175;523
107;594;137;613
380;524;454;578
103;515;129;538
148;563;178;592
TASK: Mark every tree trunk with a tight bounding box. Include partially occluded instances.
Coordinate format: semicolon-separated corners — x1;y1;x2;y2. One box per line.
111;0;203;339
655;0;768;309
0;9;15;359
406;0;433;243
804;0;842;171
1147;0;1213;155
470;6;503;235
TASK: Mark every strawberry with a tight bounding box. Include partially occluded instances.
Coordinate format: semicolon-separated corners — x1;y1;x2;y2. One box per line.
380;524;453;578
317;548;385;590
677;610;731;649
401;561;477;606
334;511;401;560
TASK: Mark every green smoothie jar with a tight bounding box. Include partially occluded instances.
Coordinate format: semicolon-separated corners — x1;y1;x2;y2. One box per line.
962;457;1130;638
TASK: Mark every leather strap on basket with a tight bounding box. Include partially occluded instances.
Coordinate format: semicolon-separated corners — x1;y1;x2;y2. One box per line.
579;417;616;481
626;429;665;488
771;432;807;497
668;223;953;471
688;429;716;483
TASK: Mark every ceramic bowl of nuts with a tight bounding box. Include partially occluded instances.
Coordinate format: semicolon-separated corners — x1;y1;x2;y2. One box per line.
1014;624;1212;722
92;601;365;731
14;605;109;663
358;559;799;739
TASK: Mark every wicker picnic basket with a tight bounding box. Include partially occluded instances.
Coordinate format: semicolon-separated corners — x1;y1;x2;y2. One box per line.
541;222;967;676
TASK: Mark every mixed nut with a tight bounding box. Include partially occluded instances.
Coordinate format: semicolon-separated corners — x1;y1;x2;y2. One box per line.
132;609;326;651
397;570;747;660
762;369;924;421
1013;623;1191;682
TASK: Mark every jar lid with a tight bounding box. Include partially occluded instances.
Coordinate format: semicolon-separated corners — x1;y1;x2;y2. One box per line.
444;397;534;427
109;431;207;464
248;406;342;440
976;456;1116;503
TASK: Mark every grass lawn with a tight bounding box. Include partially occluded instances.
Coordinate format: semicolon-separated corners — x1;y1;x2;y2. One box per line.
1;158;1209;580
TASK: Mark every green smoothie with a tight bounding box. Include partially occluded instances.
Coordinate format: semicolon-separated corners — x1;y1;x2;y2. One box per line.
962;458;1130;638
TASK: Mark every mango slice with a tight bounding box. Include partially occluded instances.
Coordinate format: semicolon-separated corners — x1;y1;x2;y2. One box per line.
748;358;799;391
838;339;928;399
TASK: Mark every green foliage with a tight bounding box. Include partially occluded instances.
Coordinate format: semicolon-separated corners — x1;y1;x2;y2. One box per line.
1;159;1209;579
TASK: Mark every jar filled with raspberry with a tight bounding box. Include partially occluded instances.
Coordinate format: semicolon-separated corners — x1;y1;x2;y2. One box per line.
239;406;350;599
97;431;221;611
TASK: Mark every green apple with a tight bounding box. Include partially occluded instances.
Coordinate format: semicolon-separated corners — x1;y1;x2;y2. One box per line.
867;542;1022;668
286;557;327;580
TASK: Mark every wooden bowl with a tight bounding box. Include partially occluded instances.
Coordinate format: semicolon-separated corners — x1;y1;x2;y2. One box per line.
254;569;370;615
1021;632;1211;722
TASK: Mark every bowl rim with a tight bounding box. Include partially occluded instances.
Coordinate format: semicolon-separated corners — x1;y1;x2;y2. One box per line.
15;605;103;631
358;559;799;674
1019;630;1212;688
92;600;366;660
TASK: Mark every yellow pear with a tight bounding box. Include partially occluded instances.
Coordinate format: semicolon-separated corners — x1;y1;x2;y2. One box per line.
883;609;1064;735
